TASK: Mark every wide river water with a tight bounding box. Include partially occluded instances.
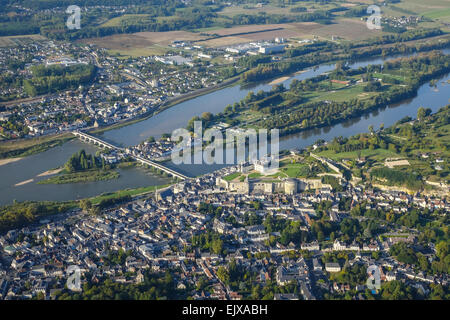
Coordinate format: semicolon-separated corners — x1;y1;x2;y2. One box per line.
1;49;449;205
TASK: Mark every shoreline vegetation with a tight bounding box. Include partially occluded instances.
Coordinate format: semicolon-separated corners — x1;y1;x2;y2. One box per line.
38;149;121;184
0;132;73;159
37;169;120;184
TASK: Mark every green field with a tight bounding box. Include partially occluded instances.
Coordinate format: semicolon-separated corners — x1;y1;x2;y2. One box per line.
310;84;371;103
424;8;450;21
223;172;241;181
279;159;311;178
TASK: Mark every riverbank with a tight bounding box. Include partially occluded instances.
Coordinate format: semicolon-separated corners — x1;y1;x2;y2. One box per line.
0;132;74;159
37;168;63;177
14;179;34;187
89;75;242;135
0;157;22;166
268;76;291;85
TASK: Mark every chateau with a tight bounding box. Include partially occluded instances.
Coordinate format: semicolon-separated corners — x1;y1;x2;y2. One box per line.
216;176;330;195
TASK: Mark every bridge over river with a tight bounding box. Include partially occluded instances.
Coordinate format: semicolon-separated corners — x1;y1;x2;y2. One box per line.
72;131;189;181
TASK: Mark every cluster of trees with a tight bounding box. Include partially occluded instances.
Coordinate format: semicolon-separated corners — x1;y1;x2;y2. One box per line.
231;10;331;25
103;249;133;266
371;167;424;190
80;194;132;215
321;175;344;192
191;231;225;255
0;201;73;234
216;259;255;291
363;81;382;92
56;270;185;300
24;64;96;96
328;263;367;286
285;40;337;58
390;241;449;275
343;6;367;18
64;149;105;173
237;55;272;68
264;215;308;246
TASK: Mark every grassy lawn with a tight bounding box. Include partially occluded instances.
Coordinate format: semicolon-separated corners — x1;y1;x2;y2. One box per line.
223;172;241;181
248;172;262;179
424;8;450;20
279;159;311;178
300;83;379;104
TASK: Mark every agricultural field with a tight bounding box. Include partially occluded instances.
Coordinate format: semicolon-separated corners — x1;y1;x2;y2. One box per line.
0;34;46;48
80;11;388;55
382;0;450;30
200;19;384;47
78;30;207;57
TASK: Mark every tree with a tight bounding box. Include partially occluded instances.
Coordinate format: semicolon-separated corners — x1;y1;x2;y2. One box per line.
201;112;213;122
217;266;229;284
80;199;92;212
211;238;224;255
417;107;426;121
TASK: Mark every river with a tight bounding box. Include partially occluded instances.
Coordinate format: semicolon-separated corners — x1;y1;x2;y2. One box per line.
0;49;449;205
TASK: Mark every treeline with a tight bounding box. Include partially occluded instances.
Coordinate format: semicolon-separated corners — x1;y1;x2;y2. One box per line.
285;40;338;58
97;195;132;210
14;0;156;10
191;231;225;255
79;194;132;216
390;242;449;276
0;21;40;37
0;201;74;234
24;64;96;96
231;10;331;25
371;167;423;190
237;54;272;68
56;270;186;300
